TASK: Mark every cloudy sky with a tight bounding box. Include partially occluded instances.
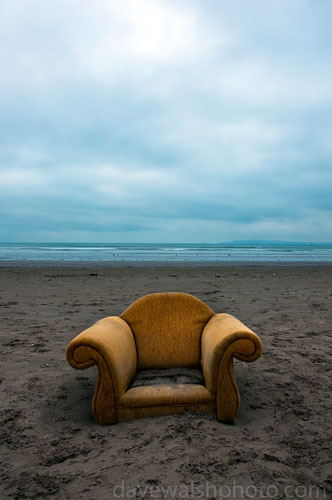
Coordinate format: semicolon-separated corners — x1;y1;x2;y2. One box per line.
1;0;332;243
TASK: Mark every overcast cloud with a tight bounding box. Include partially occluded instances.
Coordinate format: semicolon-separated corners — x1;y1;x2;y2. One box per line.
1;0;332;242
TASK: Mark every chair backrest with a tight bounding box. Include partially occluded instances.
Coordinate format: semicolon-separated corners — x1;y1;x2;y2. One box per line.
120;292;215;370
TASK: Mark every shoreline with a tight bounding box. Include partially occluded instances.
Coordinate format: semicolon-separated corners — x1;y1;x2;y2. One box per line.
1;260;332;268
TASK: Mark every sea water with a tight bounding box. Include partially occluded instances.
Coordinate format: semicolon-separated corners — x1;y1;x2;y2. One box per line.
0;242;332;263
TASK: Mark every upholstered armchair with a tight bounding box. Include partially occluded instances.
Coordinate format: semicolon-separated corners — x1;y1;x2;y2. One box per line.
66;293;262;424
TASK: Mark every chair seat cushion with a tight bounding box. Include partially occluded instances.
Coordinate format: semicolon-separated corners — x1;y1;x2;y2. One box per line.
117;368;214;409
129;367;205;388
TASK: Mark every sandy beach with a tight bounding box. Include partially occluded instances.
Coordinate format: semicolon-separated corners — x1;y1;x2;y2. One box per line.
1;264;331;499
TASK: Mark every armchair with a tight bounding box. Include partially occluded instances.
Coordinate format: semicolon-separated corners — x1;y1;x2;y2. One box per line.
66;292;262;424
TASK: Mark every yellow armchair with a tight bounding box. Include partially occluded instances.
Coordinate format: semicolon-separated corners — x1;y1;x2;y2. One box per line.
66;293;262;424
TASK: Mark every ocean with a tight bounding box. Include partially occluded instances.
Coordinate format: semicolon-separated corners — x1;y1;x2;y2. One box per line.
0;242;332;263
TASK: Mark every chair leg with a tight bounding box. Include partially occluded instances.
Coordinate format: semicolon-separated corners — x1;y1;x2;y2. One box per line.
216;357;240;423
92;360;117;424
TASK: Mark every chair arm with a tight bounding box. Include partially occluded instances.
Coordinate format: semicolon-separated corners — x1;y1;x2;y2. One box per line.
66;316;137;423
201;313;262;394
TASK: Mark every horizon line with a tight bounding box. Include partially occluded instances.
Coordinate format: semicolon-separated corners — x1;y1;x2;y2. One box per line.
1;241;332;245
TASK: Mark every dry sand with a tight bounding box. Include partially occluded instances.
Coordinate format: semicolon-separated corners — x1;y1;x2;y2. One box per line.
1;264;331;499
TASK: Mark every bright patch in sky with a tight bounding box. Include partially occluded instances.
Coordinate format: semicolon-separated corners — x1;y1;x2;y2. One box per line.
0;0;332;242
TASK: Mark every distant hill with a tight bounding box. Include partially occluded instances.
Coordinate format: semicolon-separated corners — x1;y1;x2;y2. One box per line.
219;240;332;245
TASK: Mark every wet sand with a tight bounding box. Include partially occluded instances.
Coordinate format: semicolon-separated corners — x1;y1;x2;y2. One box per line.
1;264;331;499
